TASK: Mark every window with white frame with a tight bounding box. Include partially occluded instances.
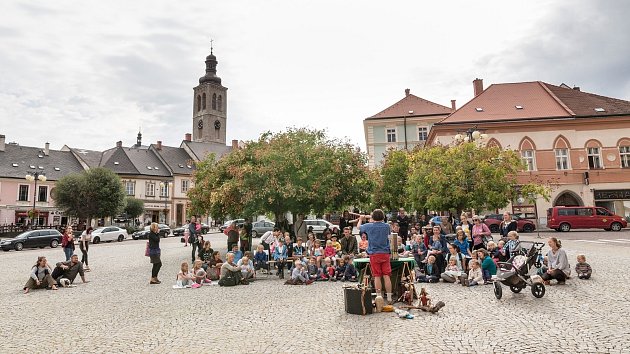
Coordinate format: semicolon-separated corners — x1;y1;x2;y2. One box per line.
18;185;29;201
555;148;569;170
521;150;535;171
125;181;135;196
587;147;602;169
38;186;48;202
386;128;396;143
160;183;169;197
181;180;189;193
620;146;630;168
146;182;155;197
418;127;428;141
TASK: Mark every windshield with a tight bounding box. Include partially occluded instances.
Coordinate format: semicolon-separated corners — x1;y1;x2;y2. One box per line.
15;232;30;239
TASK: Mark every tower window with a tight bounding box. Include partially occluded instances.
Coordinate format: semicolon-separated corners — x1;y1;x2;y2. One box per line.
212;94;217;110
202;93;206;110
218;95;223;112
587;147;602;169
196;95;201;112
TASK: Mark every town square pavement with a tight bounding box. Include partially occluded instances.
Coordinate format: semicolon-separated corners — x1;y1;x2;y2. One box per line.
1;229;630;353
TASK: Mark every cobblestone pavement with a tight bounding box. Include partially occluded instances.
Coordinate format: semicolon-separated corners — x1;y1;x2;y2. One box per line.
2;230;630;353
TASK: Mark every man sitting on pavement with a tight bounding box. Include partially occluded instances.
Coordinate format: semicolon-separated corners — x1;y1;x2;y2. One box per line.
51;254;88;287
340;227;358;255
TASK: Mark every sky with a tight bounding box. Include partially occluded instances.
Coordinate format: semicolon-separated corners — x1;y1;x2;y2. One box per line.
1;0;629;152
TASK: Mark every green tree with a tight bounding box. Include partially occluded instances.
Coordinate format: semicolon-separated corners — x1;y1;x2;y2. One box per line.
373;149;410;211
124;197;144;221
406;142;547;213
188;128;372;225
52;167;126;223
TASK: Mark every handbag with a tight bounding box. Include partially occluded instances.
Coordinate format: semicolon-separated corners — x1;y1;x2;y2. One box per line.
144;242;150;257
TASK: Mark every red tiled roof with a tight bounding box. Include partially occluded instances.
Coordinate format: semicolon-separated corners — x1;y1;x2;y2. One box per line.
367;93;452;120
438;81;630;124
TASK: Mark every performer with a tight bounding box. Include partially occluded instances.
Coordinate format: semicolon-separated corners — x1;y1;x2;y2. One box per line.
357;209;393;305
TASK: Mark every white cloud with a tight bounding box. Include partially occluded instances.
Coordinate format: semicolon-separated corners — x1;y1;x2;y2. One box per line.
0;0;628;152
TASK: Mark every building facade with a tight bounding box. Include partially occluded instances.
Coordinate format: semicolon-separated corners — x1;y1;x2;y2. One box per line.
427;79;630;224
363;89;453;168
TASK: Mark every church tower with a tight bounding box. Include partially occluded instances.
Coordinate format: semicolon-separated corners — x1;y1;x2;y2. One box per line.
192;47;227;143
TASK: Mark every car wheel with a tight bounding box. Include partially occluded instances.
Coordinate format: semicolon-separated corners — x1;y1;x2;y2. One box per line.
50;239;59;248
252;230;258;238
117;235;124;242
559;223;571;232
14;242;24;251
489;224;500;233
93;236;100;244
2;249;9;252
522;224;534;233
611;222;623;232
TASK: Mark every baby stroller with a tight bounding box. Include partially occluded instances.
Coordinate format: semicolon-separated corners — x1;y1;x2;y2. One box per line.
493;241;546;299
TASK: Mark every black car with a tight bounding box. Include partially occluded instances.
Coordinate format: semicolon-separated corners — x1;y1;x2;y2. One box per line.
132;224;171;240
1;229;63;251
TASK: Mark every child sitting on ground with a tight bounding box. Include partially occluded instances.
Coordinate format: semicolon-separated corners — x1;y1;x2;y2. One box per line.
321;257;335;281
307;257;320;280
418;255;440;283
342;255;357;282
192;260;210;285
331;236;342;256
312;239;324;267
358;233;368;253
253;244;269;272
306;233;315;254
231;244;243;264
334;257;347;281
238;255;255;280
176;261;196;288
324;240;337;265
496;240;508;262
287;260;313;285
575;254;592;279
441;257;463;284
463;259;483;287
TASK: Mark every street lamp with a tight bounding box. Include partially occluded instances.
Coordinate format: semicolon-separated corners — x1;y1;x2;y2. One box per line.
25;171;46;226
454;126;488;143
159;181;172;225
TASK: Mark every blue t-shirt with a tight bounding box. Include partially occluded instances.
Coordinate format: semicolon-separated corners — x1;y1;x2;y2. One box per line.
360;222;391;255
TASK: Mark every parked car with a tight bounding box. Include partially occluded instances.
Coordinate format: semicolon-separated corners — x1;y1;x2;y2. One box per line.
483;214;536;233
547;206;627;232
0;229;63;251
132;224;171;240
172;223;209;237
251;220;275;237
91;226;129;244
305;219;339;238
219;219;245;232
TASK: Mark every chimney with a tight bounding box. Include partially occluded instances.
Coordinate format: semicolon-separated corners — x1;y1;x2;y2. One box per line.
573;86;580;91
451;99;457;112
473;78;484;97
156;141;162;150
0;134;5;152
405;88;410;96
44;142;50;156
184;133;192;142
231;139;239;149
116;141;122;148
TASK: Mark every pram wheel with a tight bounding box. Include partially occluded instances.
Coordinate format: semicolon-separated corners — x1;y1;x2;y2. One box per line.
493;282;502;299
509;285;522;293
531;283;545;298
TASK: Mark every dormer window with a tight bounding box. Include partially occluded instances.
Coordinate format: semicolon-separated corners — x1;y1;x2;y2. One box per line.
515;105;523;110
475;108;483;112
594;108;605;112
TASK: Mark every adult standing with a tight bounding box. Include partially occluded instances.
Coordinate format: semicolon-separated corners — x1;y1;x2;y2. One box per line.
226;223;240;252
244;219;253;253
358;209;393;305
396;208;410;244
79;227;92;271
293;214;307;243
338;211;351;233
261;228;280;252
148;222;162;284
188;216;199;264
471;215;491;251
61;226;75;261
459;213;473;240
499;211;517;240
542;237;571;285
340;227;358;255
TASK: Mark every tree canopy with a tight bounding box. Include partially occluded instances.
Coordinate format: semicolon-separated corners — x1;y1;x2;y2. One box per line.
188;128;373;221
372;149;410;211
124;197;144;220
52;167;126;222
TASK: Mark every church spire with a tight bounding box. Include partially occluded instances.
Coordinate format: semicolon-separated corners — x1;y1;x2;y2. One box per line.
199;41;222;85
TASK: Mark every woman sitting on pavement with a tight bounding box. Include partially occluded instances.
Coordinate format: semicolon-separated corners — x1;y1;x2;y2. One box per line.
205;251;224;280
477;249;497;283
542;237;571;285
23;256;58;293
198;241;214;267
445;244;467;275
219;252;248;286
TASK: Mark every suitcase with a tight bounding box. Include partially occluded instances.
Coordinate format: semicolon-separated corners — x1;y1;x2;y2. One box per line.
343;286;373;315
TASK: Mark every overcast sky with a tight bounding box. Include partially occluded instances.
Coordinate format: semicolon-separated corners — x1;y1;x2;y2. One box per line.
1;0;629;152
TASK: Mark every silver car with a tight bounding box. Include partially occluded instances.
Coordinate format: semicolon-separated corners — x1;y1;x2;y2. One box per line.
251;220;275;238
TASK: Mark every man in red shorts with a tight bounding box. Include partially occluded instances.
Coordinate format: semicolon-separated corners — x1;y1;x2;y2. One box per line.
358;209;393;304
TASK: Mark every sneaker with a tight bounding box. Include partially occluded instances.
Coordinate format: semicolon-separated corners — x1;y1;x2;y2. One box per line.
374;296;384;313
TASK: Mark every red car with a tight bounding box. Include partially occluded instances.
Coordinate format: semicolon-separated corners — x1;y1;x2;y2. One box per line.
547;206;627;232
483;214;536;233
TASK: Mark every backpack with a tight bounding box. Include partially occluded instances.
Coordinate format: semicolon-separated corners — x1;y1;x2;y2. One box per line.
218;273;238;287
